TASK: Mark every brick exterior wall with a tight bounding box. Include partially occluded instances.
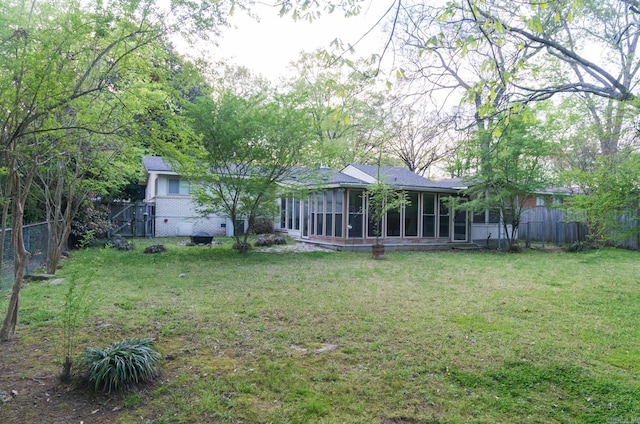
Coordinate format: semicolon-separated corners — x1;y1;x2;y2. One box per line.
154;196;227;237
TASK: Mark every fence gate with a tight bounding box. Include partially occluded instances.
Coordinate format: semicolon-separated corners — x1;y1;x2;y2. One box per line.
108;203;155;238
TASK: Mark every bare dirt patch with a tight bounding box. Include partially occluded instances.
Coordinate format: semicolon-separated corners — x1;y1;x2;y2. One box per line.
0;334;129;423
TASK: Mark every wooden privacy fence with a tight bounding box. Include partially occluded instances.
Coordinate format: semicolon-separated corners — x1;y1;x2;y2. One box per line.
519;206;640;250
108;202;155;238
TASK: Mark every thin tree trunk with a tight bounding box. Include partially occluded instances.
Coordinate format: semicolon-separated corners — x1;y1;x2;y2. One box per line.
0;154;36;341
0;195;30;341
0;197;10;287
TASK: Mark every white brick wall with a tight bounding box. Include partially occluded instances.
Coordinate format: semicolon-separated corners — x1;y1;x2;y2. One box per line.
154;196;227;237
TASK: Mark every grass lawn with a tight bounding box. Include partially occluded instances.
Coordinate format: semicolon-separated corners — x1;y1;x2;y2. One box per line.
1;239;640;423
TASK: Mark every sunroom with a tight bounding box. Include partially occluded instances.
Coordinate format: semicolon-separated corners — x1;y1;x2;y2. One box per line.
276;165;476;251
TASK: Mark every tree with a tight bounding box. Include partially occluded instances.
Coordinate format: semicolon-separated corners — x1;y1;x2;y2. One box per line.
0;0;232;341
286;51;388;168
435;0;640;156
183;89;313;252
562;151;640;245
366;170;409;247
33;133;141;273
452;108;557;248
390;0;541;184
386;102;457;175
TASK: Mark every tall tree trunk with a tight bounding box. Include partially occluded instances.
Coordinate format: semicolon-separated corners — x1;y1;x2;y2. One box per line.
44;157;78;274
46;216;73;274
0;191;30;341
0;194;10;288
0;154;36;341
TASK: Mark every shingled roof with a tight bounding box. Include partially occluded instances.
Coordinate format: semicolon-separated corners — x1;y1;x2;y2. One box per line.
142;156;173;173
142;156;466;191
345;164;466;190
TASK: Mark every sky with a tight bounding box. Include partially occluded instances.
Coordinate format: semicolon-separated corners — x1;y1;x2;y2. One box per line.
210;1;394;81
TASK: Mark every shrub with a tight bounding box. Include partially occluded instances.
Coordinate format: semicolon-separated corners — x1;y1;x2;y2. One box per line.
70;202;113;248
251;219;274;235
506;243;523;253
107;236;135;251
233;242;252;253
563;241;597;253
143;244;166;254
80;338;162;393
254;234;287;247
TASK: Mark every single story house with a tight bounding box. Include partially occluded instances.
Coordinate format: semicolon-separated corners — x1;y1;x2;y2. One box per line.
141;156;507;249
141;156;245;237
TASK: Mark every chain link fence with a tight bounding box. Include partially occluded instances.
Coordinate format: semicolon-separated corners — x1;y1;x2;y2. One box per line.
1;222;51;291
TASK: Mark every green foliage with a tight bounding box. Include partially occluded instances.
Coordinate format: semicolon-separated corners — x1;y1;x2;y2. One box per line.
454;107;556;246
80;338;162;393
58;262;98;381
366;171;410;242
287;51;389;168
562;152;640;245
70;202;113;248
183;87;313;251
0;0;222;338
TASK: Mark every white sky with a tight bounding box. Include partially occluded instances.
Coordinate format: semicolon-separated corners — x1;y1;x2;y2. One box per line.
210;1;393;81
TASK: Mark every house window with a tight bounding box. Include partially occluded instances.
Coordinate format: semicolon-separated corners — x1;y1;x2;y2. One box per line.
168;178;189;195
294;198;300;230
325;191;333;237
488;208;501;223
316;192;324;235
473;208;501;224
473;211;486;224
386;206;401;237
405;192;419;237
279;196;301;231
335;191;343;238
287;197;294;229
348;190;364;238
280;198;287;228
422;194;436;237
439;196;450;238
303;198;309;237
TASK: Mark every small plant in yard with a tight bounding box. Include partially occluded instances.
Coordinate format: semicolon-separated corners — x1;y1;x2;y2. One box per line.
366;170;409;259
79;338;162;393
58;263;98;382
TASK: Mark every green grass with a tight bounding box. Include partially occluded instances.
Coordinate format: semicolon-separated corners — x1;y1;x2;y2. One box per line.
4;239;640;423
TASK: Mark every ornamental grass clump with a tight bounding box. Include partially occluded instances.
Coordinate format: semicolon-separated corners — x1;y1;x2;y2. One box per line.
80;338;161;393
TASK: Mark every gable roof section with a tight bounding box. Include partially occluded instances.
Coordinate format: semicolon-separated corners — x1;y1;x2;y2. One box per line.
143;156;174;173
343;164;465;191
285;166;362;186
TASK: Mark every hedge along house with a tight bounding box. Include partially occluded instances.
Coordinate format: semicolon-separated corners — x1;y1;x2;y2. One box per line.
141;156;247;237
275;164;496;251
